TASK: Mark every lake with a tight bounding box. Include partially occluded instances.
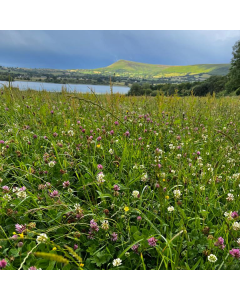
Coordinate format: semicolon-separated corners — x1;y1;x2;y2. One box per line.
0;80;130;94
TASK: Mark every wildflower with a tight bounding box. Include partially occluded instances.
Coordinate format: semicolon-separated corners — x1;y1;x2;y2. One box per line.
0;259;7;269
167;206;174;212
48;161;56;167
141;173;148;182
165;195;169;200
124;131;130;137
90;219;99;232
109;149;114;155
132;244;139;253
97;164;103;170
208;254;217;263
97;172;105;184
111;232;118;242
237;238;240;246
229;249;240;259
15;224;26;234
232;222;240;231
96;144;101;148
28;266;37;270
137;216;142;221
101;220;109;230
50;190;59;198
52;247;57;251
3;194;11;201
148;237;157;247
231;211;239;219
0;140;5;144
214;237;225;250
124;206;129;212
68;130;74;136
113;184;120;191
132;190;140;198
36;233;48;244
74;244;78;250
173;189;181;199
63;181;70;188
2;185;10;192
53;132;58;137
226;193;234;202
16;190;27;199
113;258;122;267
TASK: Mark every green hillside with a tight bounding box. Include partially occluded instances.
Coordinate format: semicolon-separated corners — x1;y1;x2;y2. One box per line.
77;60;230;80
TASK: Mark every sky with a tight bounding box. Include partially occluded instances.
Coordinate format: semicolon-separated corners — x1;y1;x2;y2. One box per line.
0;30;240;69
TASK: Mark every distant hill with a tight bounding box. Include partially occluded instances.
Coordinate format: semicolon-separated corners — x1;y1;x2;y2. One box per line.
77;60;230;81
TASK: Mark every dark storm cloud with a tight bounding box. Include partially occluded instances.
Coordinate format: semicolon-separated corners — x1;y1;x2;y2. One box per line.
0;30;240;69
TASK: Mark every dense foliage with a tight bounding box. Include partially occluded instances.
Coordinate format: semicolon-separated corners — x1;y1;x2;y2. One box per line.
0;87;240;270
226;40;240;93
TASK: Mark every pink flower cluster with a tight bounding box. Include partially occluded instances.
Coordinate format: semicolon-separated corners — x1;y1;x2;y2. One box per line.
148;237;158;247
214;237;225;250
229;249;240;259
0;259;7;269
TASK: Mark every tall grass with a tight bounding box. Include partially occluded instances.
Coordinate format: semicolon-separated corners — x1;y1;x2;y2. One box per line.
0;86;240;270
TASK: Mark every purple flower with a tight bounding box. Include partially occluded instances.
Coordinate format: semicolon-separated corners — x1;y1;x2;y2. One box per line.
137;216;142;221
114;121;119;125
33;134;37;139
148;237;157;247
53;132;58;137
131;244;139;253
124;131;130;137
0;259;7;269
74;244;78;250
97;136;102;141
2;186;10;192
50;110;54;114
19;186;26;191
214;237;225;250
0;140;5;144
231;211;239;219
50;190;59;197
229;249;240;259
113;184;120;191
63;181;70;188
90;219;99;232
110;130;114;135
97;164;103;170
111;232;118;242
28;266;37;270
15;224;26;233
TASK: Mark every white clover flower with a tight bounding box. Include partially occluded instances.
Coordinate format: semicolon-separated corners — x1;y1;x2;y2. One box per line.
36;233;48;244
16;191;27;199
23;136;29;142
3;194;11;201
232;222;240;231
68;130;74;136
48;161;56;167
141;173;148;182
167;206;174;212
109;149;114;155
226;193;234;201
208;254;217;263
101;220;109;230
173;189;181;199
132;190;140;198
237;238;240;246
97;172;105;184
176;154;182;159
74;203;81;211
68;188;73;193
199;185;205;191
169;144;175;150
113;258;122;267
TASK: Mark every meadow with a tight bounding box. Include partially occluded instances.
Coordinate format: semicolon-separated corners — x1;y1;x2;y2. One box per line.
0;86;240;270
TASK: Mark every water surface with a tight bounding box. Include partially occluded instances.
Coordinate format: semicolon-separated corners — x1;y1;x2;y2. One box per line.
0;80;130;94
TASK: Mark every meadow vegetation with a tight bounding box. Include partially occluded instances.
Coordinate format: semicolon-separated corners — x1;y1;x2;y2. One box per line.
0;86;240;270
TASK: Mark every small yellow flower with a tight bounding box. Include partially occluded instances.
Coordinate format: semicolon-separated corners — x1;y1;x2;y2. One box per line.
19;233;24;239
13;232;16;235
162;179;166;182
96;144;101;148
124;206;129;212
52;247;57;251
165;195;169;200
79;263;84;267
